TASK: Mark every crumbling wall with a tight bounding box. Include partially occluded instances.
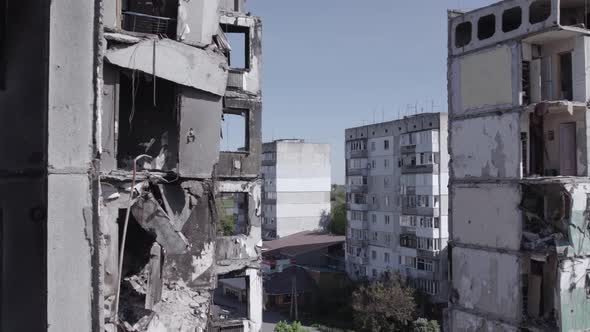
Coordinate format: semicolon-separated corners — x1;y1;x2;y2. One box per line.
451;183;522;251
451;247;521;323
557;258;590;332
451;309;520;332
450;112;521;179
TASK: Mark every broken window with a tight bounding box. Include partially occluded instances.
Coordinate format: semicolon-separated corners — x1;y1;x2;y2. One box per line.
502;6;522;32
530;0;552;24
121;0;178;38
217;193;249;236
221;109;249;153
117;71;179;171
477;14;496;40
455;21;472;48
115;209;163;323
560;0;590;27
221;24;250;70
212;273;249;330
586;270;590;298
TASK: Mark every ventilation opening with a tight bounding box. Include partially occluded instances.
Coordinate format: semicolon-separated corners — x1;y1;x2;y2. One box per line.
117;71;179;172
478;14;496;40
530;0;552;24
502;6;522;32
211;273;249;331
455;21;472;48
221;109;249;153
217;193;249;236
121;0;178;38
221;24;250;70
560;0;590;27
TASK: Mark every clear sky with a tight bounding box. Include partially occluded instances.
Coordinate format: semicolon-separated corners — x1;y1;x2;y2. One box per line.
244;0;497;184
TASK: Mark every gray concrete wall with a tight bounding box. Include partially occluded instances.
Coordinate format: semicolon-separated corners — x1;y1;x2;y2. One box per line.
46;0;98;330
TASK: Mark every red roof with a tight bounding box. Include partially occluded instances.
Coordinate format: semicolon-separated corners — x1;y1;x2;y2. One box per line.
262;231;344;257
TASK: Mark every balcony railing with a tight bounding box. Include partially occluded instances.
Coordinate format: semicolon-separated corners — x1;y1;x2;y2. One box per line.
347;184;368;193
122;11;176;38
401;164;438;174
350;150;368;158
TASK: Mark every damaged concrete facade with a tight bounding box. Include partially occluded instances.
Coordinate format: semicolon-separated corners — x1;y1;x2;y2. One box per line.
0;0;263;331
448;1;590;331
344;113;450;305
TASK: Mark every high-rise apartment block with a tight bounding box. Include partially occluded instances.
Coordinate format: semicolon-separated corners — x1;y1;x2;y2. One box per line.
0;0;263;331
344;113;449;304
261;140;331;240
448;1;590;330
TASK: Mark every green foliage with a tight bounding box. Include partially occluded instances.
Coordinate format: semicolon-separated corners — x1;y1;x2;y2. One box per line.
411;318;440;332
329;201;346;235
274;321;309;332
220;213;234;236
216;198;235;236
352;274;416;332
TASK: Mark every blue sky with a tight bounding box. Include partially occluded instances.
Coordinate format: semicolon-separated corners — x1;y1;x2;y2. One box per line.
244;0;497;184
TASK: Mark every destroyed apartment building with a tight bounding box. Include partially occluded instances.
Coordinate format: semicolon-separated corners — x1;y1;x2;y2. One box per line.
448;0;590;331
0;0;263;331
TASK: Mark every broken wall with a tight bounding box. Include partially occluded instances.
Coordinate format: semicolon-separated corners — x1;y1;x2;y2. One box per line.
557;257;590;332
451;44;519;116
179;88;223;178
451;183;522;251
452;247;522;323
450;112;521;179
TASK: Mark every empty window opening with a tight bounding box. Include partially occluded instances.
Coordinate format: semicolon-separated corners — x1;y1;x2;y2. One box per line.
585;270;590;298
559;52;573;101
222;25;250;70
117;71;179;171
522;61;531;105
530;0;552;24
455;22;472;48
221;109;249;152
478;14;496;40
212;273;249;330
560;0;590;27
121;0;178;38
217;193;249;236
116;209;162;323
502;7;522;32
524;257;556;321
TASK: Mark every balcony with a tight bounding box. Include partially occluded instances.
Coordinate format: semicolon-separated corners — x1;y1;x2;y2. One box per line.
401;226;416;234
402;206;438;216
347;203;369;211
402;164;438;174
227;69;246;90
347;238;368;247
350;150;368;159
122;12;176;38
401;145;416;153
347;168;368;177
417;249;440;259
347;184;368;193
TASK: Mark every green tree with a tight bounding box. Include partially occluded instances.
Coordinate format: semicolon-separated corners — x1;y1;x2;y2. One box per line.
274;321;309;332
216;198;235;236
352;274;416;332
329;201;346;235
411;318;440;332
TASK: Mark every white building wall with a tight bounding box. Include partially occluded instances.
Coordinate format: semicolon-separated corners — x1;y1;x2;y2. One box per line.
267;141;331;238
